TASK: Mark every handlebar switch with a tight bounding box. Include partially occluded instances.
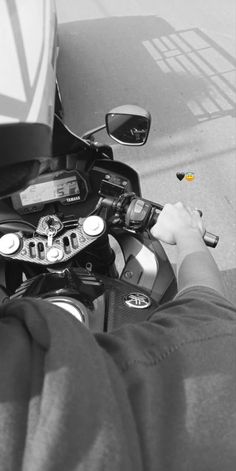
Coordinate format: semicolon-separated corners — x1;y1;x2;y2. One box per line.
125;198;152;230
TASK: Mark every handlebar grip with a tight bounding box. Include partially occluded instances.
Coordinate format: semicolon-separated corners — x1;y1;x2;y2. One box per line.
203;231;219;248
149;212;219;248
129;199;219;248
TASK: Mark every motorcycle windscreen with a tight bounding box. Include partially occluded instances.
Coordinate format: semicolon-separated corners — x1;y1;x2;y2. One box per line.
0;0;58;162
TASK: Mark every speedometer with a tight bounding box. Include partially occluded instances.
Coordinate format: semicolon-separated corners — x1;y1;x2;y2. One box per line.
11;170;88;214
20;176;80;205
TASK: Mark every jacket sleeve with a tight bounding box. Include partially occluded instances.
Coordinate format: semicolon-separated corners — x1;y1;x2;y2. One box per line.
95;287;236;470
96;287;236;371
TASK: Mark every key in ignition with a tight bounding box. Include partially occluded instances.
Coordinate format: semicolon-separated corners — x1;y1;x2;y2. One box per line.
36;215;63;246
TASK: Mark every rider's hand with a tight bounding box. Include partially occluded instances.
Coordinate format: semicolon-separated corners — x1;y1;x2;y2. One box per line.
150;202;205;245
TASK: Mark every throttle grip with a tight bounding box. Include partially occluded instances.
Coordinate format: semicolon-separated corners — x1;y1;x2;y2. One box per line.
124;198;219;248
148;209;219;247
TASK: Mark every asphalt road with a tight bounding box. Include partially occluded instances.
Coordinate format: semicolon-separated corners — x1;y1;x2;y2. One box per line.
55;0;236;303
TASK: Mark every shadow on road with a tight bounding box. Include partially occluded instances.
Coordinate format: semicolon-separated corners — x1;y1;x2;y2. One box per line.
57;15;236;135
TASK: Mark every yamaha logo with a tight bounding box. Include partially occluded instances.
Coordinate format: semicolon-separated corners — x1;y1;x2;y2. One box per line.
124;292;151;309
66;196;80;202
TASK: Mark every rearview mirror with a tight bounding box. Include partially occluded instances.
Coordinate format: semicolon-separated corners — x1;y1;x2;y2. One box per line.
105;105;151;146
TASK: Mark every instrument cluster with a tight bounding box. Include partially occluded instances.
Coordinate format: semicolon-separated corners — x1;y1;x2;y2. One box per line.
11;170;89;215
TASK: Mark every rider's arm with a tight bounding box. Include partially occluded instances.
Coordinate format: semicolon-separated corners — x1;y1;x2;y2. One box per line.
150;202;226;298
175;231;225;297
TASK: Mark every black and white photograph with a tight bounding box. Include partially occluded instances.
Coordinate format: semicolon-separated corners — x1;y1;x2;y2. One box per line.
0;0;236;469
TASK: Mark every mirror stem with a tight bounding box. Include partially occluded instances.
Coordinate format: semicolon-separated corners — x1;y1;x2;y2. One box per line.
82;124;106;140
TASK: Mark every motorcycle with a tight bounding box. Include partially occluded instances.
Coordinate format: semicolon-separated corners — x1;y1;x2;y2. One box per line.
0;0;218;331
0;104;219;331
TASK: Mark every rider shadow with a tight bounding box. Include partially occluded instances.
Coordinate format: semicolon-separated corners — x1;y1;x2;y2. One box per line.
57;15;177;132
57;16;236;136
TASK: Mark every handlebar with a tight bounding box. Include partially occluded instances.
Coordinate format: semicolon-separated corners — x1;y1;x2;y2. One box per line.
109;195;219;248
0;194;219;271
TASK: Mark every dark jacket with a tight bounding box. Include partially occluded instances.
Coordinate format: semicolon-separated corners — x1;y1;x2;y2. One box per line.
0;287;235;470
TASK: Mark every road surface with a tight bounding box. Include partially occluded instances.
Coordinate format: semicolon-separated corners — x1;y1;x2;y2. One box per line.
55;0;236;303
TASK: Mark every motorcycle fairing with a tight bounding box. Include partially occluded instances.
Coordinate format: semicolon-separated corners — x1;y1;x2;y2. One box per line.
0;0;58;161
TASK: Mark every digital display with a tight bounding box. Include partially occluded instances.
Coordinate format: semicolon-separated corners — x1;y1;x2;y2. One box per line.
20;176;80;206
